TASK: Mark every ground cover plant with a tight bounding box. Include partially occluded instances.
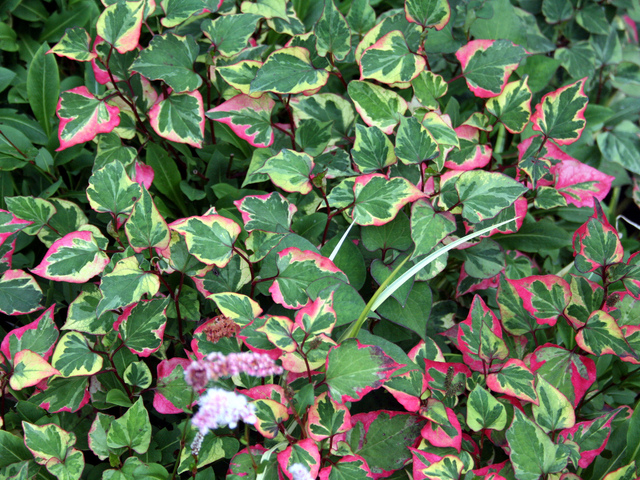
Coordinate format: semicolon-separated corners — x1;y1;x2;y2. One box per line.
1;0;640;478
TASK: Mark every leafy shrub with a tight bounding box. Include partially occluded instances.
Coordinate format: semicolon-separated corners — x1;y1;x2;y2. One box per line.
1;0;640;479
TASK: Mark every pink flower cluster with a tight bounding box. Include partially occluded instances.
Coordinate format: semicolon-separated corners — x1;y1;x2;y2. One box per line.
184;351;284;389
190;387;257;453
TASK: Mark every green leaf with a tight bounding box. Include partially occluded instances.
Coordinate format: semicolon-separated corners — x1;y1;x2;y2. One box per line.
290;93;355;145
0;430;32;468
201;14;261;57
217;60;262;97
160;0;221;28
145;143;188;216
486;76;532;134
362;210;412;254
295;119;332;157
555;42;597;81
597;121;640;176
130;33;201;93
455;170;527;223
250;46;329;95
125;187;171;253
56;86;120;150
359;30;425;84
351;124;396;173
410;199;456;259
395;115;440;165
170;214;241;267
96;0;143;54
31;229;110;283
405;0;451;30
27;42;59;138
506;409;570;480
314;0;351;61
456;39;526;98
123;361;152;389
355;11;421;61
352;174;424;226
6;195;55;234
532;375;575;433
106;397;152;454
0;269;43;315
119;298;169;357
255;149;314;194
348;80;407;134
64;286;112;334
87;161;142;216
467;385;507;431
37;198;90;248
207;94;275;148
149;90;204;148
47;27;95;61
326;339;401;403
377;281;432;341
576;2;609;34
97;256;160;318
52;331;103;377
531;78;588;145
542;0;573;23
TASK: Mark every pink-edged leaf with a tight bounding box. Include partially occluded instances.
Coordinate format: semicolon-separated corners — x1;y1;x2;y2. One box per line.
9;350;60;390
405;0;450;30
576;310;639;363
485;76;532;134
32;376;91;413
277;438;321;479
132;160;154;189
421;401;463;451
319;455;374;480
1;306;56;362
382;368;428;412
170;214;241;267
0;269;43;315
56;86;120;150
257;315;297;353
573;203;623;273
281;333;336;374
294;293;336;336
340;410;425;478
117;298;169;357
306;391;351;441
498;274;550;336
558;408;623;468
190;317;240;360
238;316;283;361
531;78;588;145
252;398;290;439
565;274;604;329
352;173;424;226
455;39;526;98
507;275;570;327
456;295;508;369
423;360;471;397
528;344;596;408
456;268;501;299
325;339;402;403
47;27;96;62
0;209;33;244
31;230;109;283
270;247;347;309
255;149;314;194
408;339;445;365
487;359;537;404
149;90;204;148
234;192;296;234
419;455;465;480
444;125;492;171
553;159;614;208
244;384;289;406
96;0;144;54
207;94;274;148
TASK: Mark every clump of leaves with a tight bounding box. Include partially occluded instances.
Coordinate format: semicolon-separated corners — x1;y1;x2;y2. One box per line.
1;0;640;479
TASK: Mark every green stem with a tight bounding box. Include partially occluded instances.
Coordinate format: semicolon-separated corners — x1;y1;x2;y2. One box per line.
607;186;621;225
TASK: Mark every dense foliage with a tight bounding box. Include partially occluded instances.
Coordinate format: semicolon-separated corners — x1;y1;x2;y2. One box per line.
1;0;640;479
